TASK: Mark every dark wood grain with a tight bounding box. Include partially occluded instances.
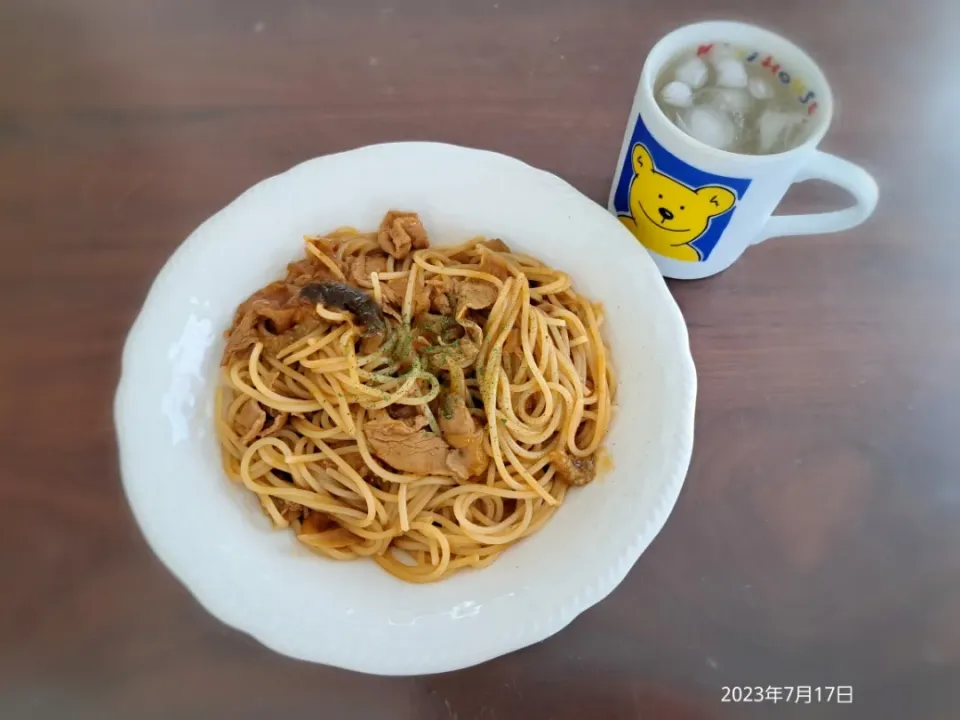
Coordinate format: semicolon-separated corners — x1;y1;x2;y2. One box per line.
1;0;957;718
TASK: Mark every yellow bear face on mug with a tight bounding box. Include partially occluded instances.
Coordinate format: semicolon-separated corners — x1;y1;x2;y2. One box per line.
619;144;736;262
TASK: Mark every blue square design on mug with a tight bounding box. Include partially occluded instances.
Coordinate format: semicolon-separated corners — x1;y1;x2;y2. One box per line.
612;116;752;263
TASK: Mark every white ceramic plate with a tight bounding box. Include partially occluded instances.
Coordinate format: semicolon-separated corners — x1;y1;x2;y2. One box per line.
115;142;696;675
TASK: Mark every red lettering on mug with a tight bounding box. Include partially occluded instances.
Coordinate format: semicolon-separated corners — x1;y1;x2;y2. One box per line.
697;43;714;56
807;101;818;115
761;56;781;74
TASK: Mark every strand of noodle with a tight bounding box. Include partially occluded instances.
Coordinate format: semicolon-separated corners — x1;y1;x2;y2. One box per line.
455;497;534;544
506;313;553;394
305;243;347;279
546;306;590;343
431;237;487;259
572;344;588;386
299;538;357;561
323;468;390;525
314;305;353;324
529;274;571;297
297;356;351;372
406;483;443;526
421;402;441;435
279;374;312;399
340;326;361;387
481;282;556;504
402;261;418;323
412;253;505;287
551;342;598;451
545;333;589;455
372;371;440;407
398;483;410;532
476;246;524;277
259;351;354;435
517;279;554;421
359;368;422;410
424;530;439;566
294;325;353;365
290;462;328;494
348;523;400;541
427;483;540;508
314;477;362;503
506;254;548;268
537;314;568;327
238;439;370;521
305;437;381;523
260;495;288;526
454;494;526;536
576;299;611;455
407;523;452;580
278;330;331;362
290;416;349;441
497;436;556;504
321;227;360;238
337;236;378;259
230;359;324;414
500;427;558;461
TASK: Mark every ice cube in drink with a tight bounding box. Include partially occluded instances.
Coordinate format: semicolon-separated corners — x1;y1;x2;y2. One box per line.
660;81;694;108
655;43;811;154
677;106;736;151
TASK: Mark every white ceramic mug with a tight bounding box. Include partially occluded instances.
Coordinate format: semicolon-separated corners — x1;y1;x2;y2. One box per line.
608;21;879;280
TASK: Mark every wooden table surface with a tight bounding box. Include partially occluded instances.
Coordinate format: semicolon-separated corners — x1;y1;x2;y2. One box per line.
2;1;957;718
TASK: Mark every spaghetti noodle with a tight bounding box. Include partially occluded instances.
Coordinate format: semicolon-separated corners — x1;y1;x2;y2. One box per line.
215;211;615;582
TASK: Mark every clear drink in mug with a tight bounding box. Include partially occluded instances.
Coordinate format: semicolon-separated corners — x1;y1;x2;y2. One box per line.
655;42;815;154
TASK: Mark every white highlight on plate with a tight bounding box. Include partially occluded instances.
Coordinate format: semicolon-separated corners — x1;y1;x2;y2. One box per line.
448;600;482;619
159;314;214;445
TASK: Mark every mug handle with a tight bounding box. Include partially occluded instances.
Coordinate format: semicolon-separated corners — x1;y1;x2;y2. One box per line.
754;151;879;243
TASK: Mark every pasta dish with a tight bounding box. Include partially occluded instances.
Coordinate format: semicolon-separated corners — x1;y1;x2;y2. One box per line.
215;211;614;582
